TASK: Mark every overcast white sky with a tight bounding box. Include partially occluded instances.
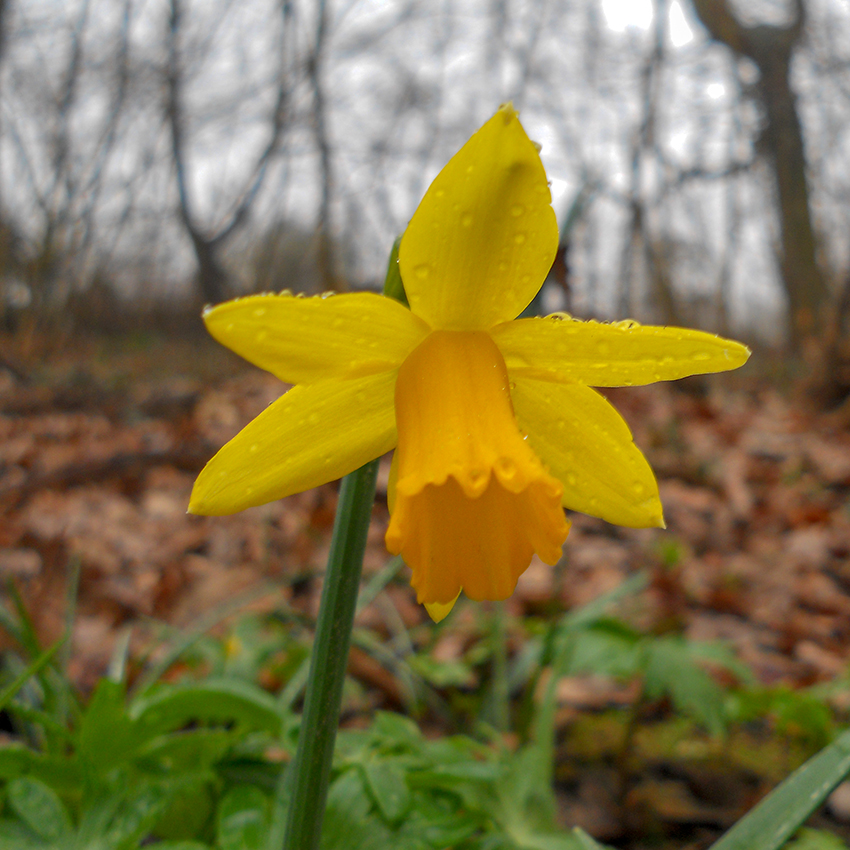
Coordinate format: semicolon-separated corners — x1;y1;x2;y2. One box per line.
5;0;850;340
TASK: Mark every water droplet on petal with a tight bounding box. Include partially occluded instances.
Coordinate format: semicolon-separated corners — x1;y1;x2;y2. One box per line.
461;212;474;227
414;264;430;280
249;443;260;454
692;351;711;361
256;330;268;342
253;307;267;317
514;233;526;245
435;188;445;198
511;204;525;217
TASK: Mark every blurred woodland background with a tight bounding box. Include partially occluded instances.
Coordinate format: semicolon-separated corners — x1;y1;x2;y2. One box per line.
0;0;849;358
4;2;850;847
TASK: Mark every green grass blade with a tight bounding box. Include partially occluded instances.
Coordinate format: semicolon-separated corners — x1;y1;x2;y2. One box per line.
355;555;404;614
0;639;63;713
708;727;850;850
3;579;42;657
132;582;283;696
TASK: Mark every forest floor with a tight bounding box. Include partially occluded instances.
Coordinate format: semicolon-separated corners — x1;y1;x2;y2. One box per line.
2;322;850;848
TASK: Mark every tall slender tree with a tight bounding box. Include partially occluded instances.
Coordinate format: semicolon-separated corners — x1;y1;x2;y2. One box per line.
689;0;829;343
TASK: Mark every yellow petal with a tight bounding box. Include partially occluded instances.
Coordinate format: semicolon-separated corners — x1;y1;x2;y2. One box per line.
510;376;664;528
399;104;558;331
425;592;460;624
492;316;750;386
203;292;430;384
385;330;569;604
189;371;397;514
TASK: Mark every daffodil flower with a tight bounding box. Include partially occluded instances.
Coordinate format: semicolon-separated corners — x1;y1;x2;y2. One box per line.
189;104;749;621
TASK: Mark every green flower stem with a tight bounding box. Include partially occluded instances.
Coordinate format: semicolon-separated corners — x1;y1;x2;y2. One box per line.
281;458;380;850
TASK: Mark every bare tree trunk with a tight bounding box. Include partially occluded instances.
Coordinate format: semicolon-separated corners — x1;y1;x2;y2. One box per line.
308;0;341;291
618;0;680;323
166;0;293;304
690;0;829;343
166;0;226;304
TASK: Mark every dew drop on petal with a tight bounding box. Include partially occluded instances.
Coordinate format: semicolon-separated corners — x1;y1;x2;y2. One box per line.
253;307;267;318
256;330;268;342
692;351;711;361
249;443;260;454
514;233;526;245
461;212;474;227
435;188;445;198
414;264;430;280
511;204;525;217
566;473;577;486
